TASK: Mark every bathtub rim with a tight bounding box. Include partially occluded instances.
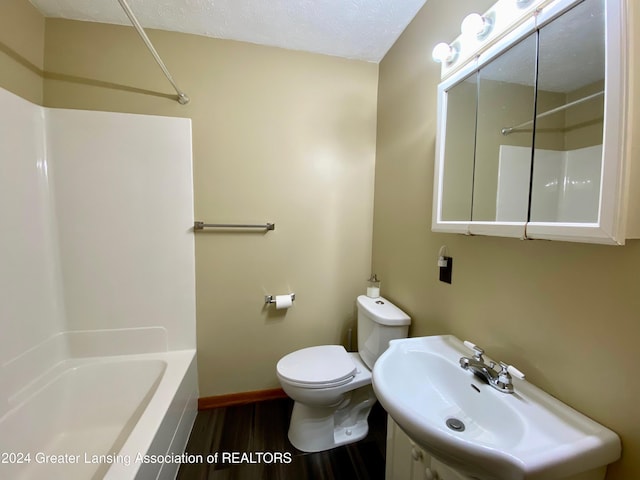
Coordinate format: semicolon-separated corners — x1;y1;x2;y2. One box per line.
1;349;197;480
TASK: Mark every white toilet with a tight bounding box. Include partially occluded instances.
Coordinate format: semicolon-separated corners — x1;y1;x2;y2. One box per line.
276;295;410;452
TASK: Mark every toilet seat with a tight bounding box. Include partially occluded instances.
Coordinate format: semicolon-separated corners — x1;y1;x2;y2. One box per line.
277;345;357;389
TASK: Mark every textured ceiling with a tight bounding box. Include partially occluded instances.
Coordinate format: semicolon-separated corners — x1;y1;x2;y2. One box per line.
29;0;427;62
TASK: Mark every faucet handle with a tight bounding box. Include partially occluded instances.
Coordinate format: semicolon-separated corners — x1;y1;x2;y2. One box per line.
508;364;525;380
463;340;485;361
499;362;525;380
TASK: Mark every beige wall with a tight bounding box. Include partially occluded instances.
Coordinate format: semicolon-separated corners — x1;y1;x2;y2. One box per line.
37;18;377;396
42;19;378;396
0;0;44;104
373;0;639;478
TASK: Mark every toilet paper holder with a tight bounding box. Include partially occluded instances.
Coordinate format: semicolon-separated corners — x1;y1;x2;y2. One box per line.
265;293;295;304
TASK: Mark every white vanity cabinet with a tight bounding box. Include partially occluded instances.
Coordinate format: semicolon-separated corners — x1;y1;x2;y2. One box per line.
385;417;608;480
432;0;640;245
386;418;472;480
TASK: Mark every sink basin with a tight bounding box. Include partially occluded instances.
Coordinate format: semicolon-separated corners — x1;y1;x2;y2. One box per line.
372;335;621;480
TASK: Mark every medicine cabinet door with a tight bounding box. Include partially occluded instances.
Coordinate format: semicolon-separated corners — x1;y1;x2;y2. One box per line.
473;32;537;223
530;0;604;224
526;0;628;244
437;71;478;224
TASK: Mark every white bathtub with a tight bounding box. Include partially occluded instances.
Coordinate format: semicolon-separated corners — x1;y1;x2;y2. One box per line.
0;349;198;480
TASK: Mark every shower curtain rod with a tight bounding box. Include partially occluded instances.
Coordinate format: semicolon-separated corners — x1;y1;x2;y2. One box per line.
117;0;190;105
501;90;603;135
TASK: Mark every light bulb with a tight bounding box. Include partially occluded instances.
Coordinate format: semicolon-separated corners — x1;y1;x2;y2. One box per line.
432;42;456;63
461;13;492;38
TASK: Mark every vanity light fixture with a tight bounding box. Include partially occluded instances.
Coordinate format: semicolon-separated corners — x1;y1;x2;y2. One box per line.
432;42;458;64
461;13;493;39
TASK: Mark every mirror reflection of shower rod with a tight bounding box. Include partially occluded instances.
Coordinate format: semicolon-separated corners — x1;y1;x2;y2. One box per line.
501;90;603;135
116;0;190;105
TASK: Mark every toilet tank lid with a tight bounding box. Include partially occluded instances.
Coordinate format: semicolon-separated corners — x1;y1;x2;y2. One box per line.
357;295;411;326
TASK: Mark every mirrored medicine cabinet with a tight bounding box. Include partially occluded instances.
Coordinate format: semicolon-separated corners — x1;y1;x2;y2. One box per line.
432;0;640;245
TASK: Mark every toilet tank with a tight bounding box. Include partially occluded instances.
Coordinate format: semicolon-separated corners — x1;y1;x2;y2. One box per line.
357;295;411;370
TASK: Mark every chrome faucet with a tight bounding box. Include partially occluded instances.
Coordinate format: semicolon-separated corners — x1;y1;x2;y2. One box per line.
459;341;524;394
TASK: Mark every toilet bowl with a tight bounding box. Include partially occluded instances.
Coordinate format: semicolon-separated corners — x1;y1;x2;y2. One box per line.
276;295;411;452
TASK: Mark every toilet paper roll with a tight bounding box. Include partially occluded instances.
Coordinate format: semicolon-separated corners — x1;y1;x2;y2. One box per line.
275;294;293;310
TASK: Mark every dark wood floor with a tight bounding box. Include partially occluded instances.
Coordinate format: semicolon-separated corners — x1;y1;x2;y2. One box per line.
177;397;387;479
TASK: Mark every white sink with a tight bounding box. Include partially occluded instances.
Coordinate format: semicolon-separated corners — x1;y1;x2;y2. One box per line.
372;335;621;480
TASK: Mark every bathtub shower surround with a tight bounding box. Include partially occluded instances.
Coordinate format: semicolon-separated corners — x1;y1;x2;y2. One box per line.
0;86;197;479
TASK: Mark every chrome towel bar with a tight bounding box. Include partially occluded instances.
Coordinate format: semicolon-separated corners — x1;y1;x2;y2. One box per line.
194;221;275;231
